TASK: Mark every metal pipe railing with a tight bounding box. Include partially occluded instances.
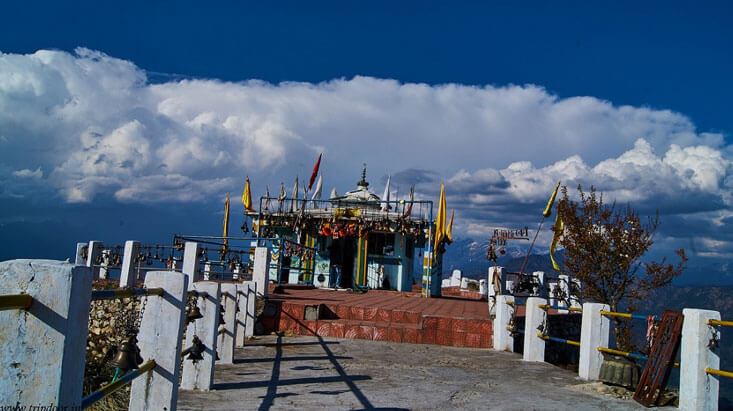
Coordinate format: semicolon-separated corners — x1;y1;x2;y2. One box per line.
708;319;733;328
600;310;658;321
706;368;733;379
91;288;164;301
597;347;679;367
81;360;156;409
538;333;581;347
597;346;649;362
0;294;33;311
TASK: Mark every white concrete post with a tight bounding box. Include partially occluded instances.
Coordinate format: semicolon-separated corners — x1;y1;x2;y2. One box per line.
570;278;582;309
479;279;487;296
488;266;503;316
578;302;610;380
505;280;514;295
679;308;721;411
253;247;271;297
181;281;221;391
120;240;140;288
523;297;547;362
182;242;201;284
235;281;256;346
493;295;515;352
75;242;87;265
203;261;212;281
533;271;544;297
548;282;558;308
129;271;189;410
86;240;103;279
0;260;92;407
217;284;238;364
99;249;110;280
557;274;569;313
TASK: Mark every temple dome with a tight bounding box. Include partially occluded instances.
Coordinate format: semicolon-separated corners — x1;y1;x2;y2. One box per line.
331;165;381;204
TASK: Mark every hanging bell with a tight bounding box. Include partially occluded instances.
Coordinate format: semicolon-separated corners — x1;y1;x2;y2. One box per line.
109;335;142;372
185;335;206;363
186;305;203;323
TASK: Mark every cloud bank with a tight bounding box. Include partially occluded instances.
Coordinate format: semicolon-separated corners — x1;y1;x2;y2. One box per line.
1;48;731;255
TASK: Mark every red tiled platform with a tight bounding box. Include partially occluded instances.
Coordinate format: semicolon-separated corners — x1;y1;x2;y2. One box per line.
440;286;487;301
260;288;493;348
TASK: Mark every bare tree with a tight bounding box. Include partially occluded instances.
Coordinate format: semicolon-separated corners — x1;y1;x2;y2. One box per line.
557;185;687;350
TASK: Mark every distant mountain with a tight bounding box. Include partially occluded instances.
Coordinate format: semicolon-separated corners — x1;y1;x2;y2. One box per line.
443;237;733;287
442;237;556;280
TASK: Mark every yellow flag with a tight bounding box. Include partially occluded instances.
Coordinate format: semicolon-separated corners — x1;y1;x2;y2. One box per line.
542;181;561;218
446;210;455;243
241;176;255;212
433;182;446;251
222;192;230;254
550;212;563;271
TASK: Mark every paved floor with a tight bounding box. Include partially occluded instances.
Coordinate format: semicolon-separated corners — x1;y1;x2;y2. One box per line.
178;335;645;411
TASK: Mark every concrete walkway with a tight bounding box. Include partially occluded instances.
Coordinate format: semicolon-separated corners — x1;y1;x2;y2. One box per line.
178;335;646;410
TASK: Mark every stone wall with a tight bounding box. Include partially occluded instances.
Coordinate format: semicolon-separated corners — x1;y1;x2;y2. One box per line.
84;280;141;410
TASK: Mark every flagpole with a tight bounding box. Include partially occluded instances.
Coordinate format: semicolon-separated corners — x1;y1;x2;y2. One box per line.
518;218;545;276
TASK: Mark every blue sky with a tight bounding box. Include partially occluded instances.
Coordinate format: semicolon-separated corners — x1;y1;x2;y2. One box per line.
1;1;731;282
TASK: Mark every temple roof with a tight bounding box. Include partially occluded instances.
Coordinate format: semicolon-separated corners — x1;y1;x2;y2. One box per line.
330;165;381;205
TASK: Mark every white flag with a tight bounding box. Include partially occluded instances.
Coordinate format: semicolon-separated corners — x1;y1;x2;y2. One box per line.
290;177;299;212
311;175;323;207
381;175;391;211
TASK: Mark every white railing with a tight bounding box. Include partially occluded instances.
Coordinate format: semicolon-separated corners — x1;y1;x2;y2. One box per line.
0;240;269;409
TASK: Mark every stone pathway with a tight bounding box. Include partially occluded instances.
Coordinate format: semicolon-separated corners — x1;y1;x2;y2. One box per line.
178;335;647;410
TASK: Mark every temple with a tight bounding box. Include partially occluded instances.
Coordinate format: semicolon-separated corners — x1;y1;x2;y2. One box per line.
246;166;443;295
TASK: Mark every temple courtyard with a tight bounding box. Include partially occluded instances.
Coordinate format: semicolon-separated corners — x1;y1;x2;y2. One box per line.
177;334;648;410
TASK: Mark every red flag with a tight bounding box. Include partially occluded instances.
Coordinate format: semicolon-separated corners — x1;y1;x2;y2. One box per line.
308;153;322;190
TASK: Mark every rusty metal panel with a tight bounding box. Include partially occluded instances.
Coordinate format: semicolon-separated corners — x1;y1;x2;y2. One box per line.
633;310;684;407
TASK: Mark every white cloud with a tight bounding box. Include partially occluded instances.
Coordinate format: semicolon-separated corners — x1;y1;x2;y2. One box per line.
12;167;43;179
0;47;732;255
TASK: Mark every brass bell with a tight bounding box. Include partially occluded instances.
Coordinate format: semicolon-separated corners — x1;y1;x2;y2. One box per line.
109;335;142;372
185;335;206;363
186;305;203;323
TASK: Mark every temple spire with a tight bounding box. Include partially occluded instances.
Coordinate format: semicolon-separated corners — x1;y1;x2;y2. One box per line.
357;163;369;188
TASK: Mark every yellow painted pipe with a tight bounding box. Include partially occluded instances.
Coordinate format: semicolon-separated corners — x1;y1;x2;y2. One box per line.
600;310;632;319
0;294;33;311
708;319;733;328
538;304;550;311
82;360;156;408
568;307;583;313
597;347;679;368
706;368;733;379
